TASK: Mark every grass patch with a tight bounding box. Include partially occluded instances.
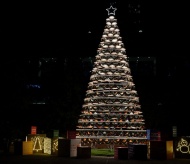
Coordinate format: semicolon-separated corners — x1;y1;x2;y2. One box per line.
91;149;114;156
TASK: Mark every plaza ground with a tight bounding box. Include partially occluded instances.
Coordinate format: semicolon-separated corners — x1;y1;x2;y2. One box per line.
1;154;190;164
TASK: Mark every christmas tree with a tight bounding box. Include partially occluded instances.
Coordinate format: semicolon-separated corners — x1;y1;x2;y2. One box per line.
76;5;147;147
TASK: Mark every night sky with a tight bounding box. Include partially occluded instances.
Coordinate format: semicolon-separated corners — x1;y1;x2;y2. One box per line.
1;1;189;58
1;1;190;139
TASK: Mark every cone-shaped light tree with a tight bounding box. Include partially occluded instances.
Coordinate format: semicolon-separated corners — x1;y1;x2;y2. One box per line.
76;5;147;147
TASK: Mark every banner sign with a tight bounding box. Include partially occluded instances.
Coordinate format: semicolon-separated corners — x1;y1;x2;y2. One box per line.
31;126;37;134
53;130;59;137
67;131;76;139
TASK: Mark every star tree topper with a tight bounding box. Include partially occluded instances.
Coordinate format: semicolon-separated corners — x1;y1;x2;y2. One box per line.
106;5;117;15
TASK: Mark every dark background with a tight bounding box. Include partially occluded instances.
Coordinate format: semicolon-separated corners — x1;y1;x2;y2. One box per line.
1;0;190;140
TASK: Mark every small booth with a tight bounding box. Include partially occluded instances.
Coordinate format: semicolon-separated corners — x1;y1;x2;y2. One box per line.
77;146;91;158
114;147;128;160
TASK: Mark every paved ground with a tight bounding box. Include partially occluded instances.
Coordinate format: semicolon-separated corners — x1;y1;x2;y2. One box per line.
0;154;190;164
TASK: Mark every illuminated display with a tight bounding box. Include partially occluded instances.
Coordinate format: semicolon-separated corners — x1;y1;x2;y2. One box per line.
70;139;81;157
106;5;117;15
31;126;37;134
22;141;33;155
174;137;190;159
176;138;190;154
27;134;46;153
51;137;58;155
32;136;43;152
44;137;51;154
76;5;147;147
